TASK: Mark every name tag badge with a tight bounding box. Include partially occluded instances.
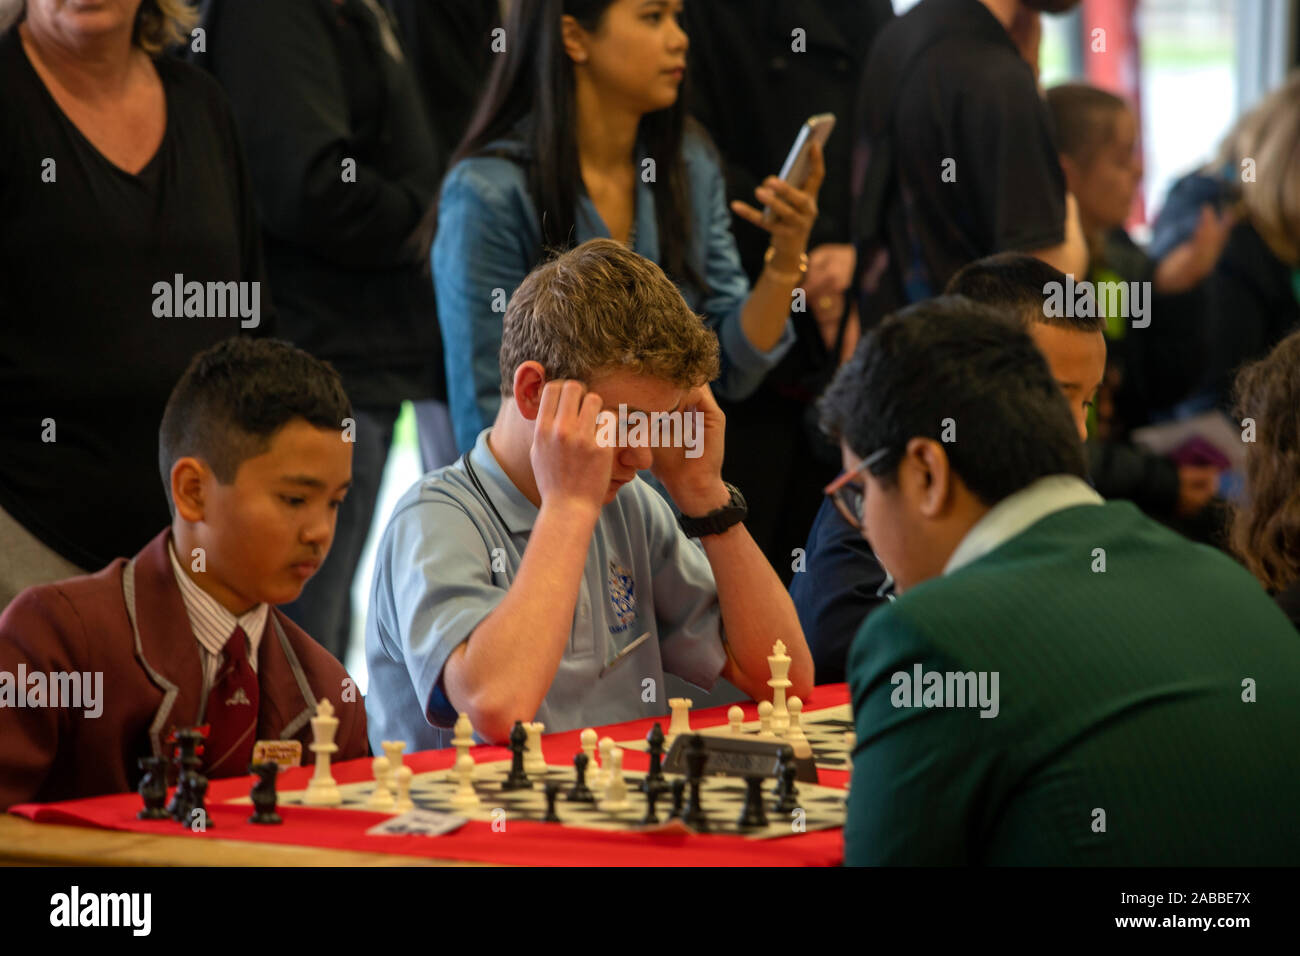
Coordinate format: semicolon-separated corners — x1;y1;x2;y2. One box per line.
252;739;302;771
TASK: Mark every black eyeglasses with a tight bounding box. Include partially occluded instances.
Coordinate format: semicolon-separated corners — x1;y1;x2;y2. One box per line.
823;447;889;529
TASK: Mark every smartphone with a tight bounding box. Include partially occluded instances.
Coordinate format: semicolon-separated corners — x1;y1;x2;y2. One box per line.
763;113;836;224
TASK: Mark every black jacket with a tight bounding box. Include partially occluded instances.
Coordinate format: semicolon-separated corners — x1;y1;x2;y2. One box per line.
194;0;444;406
1200;220;1300;411
384;0;499;180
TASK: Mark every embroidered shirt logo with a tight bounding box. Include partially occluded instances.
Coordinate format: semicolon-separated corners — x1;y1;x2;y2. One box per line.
607;561;636;634
225;688;252;706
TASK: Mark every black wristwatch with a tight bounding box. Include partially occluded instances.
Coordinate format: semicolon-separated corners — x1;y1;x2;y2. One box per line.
677;483;748;538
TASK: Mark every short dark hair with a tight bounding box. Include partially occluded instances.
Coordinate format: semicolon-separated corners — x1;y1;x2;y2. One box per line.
946;253;1105;333
1045;82;1130;165
158;338;352;511
818;297;1087;506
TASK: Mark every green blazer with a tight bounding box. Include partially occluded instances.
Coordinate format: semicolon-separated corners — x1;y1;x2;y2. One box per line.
845;501;1300;865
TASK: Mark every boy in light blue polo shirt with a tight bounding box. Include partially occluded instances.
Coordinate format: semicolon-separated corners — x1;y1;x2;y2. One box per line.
366;239;814;749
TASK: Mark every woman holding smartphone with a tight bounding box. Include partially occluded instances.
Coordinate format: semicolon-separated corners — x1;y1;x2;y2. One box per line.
424;0;824;453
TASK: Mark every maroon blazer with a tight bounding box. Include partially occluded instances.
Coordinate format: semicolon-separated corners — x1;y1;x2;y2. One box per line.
0;529;367;810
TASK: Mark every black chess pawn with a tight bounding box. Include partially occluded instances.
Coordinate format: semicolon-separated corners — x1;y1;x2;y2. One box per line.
171;768;206;826
567;752;595;803
680;734;710;833
640;781;664;825
167;770;195;823
248;762;283;825
640;723;667;793
136;756;170;820
501;720;532;790
771;746;800;814
171;727;204;773
667;779;686;820
166;728;204;816
737;775;768;829
542;782;562;822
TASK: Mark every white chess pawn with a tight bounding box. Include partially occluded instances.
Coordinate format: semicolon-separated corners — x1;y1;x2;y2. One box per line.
601;748;629;811
366;755;396;810
727;705;744;735
757;700;775;737
394;765;414;812
452;713;476;779
580;728;599;785
786;697;807;744
785;696;813;758
449;754;479;810
524;722;546;776
382;740;406;776
593;736;615;794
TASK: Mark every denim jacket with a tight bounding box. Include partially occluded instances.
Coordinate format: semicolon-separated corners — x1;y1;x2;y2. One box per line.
432;128;795;452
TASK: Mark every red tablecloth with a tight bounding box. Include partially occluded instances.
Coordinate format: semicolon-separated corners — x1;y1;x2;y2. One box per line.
10;684;851;866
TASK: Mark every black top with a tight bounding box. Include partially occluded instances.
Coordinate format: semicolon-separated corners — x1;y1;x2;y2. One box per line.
788;497;891;684
683;0;895;281
195;0;443;407
1198;220;1300;410
0;28;267;569
856;0;1066;325
385;0;499;181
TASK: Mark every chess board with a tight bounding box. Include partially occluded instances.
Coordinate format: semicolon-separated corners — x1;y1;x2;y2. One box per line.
620;703;857;773
252;758;847;840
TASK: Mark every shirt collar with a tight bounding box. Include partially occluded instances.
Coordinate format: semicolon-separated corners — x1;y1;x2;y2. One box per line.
167;537;269;659
467;428;541;534
943;475;1104;576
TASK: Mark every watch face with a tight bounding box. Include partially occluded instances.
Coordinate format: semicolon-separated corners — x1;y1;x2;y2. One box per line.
726;483;747;510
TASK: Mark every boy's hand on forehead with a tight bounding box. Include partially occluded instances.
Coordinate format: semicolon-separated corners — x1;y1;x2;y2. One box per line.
650;384;730;516
530;379;615;514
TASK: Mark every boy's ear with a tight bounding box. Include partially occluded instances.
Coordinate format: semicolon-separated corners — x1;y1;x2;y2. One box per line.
171;457;209;523
907;437;954;520
512;362;548;421
1058;152;1082;190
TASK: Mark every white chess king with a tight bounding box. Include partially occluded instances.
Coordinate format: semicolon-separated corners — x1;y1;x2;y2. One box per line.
303;697;342;806
767;640;792;734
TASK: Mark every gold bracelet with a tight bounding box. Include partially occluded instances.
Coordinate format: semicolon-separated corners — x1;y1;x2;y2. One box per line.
763;246;808;284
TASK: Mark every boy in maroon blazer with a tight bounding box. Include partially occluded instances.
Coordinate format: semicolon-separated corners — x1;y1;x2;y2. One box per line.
0;338;367;810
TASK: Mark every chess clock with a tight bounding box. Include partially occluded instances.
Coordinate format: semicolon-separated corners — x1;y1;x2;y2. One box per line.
662;734;819;783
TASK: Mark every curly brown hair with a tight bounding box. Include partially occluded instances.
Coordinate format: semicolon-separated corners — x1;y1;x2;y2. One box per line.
1230;328;1300;593
499;239;720;398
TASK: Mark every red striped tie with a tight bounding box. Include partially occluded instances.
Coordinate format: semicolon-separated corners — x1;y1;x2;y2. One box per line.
204;626;259;777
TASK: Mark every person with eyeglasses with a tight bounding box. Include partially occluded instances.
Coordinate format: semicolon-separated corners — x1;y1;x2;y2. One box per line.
823;296;1299;865
793;253;1106;682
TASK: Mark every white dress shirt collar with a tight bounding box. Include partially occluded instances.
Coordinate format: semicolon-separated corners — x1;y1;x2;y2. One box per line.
943;474;1104;576
167;538;268;669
